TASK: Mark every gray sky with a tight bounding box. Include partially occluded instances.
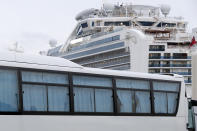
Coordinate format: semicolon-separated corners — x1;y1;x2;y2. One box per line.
0;0;196;54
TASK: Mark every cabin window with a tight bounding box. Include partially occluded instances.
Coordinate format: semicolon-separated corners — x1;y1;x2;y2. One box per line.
157;22;176;27
21;71;69;112
65;42;125;59
116;79;151;113
104;21;130;26
153;82;179;114
70;35;120;53
138;21;155;26
73;75;113;112
81;22;88;28
0;69;18;112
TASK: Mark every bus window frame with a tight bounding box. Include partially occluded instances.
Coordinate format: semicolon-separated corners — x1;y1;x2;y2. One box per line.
0;66;181;116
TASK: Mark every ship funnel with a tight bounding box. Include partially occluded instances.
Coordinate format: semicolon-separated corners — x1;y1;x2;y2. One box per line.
192;51;197;100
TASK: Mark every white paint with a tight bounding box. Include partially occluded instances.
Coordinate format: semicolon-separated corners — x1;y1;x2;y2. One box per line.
0;52;188;131
0;115;187;131
192;51;197;100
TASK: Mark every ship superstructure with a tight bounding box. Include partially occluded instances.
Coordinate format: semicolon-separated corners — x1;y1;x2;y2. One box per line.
47;3;192;89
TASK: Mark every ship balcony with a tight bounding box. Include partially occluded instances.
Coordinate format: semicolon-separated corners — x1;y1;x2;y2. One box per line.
149;56;191;60
185;80;192;84
172;72;192;76
149;48;165;51
149;64;191;68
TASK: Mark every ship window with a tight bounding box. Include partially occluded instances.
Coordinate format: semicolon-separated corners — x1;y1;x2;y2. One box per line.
157;22;176;27
0;69;18;112
149;45;165;51
138;21;155;26
104;21;130;26
69;35;120;52
153;81;180;114
65;42;125;59
81;22;88;28
92;22;95;27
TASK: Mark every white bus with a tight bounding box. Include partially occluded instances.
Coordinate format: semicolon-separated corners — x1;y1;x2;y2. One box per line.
0;52;193;131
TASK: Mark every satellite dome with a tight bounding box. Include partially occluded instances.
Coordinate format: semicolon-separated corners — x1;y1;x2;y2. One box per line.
103;3;114;11
160;4;171;17
49;39;57;48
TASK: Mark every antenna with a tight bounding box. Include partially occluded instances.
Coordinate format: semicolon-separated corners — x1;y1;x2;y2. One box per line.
9;42;24;53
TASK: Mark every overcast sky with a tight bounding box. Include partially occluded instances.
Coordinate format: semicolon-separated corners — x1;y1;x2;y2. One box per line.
0;0;196;54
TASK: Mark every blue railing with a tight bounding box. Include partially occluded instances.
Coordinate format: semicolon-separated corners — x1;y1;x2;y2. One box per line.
149;56;192;59
149;49;165;51
172;72;192;75
149;64;192;67
64;42;125;60
185;80;192;83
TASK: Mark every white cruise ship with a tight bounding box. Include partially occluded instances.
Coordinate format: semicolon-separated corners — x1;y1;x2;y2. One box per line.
47;3;193;91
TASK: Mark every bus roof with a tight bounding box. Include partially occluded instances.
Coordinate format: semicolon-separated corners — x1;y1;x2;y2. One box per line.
0;51;183;82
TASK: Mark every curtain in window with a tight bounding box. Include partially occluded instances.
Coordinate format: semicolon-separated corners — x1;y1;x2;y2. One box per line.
22;71;43;83
116;79;149;90
22;71;68;84
154;92;167;113
95;89;113;112
153;82;179;91
117;90;134;113
73;75;112;87
167;93;178;113
43;73;68;84
48;86;69;112
0;70;18;112
135;91;151;113
74;88;94;112
23;84;47;111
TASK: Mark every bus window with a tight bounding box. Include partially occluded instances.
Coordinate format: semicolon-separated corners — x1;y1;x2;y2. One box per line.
23;84;47;111
153;81;180;114
73;75;113;112
0;69;18;112
21;71;69;112
116;79;151;113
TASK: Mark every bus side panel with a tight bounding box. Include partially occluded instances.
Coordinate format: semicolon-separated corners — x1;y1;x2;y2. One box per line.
0;115;187;131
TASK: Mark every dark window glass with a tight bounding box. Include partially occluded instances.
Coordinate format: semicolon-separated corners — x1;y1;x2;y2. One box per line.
65;42;125;59
81;22;88;28
138;21;155;26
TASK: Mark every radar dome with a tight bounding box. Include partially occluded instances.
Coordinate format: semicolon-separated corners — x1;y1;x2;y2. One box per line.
160;4;171;17
49;39;57;48
103;3;114;11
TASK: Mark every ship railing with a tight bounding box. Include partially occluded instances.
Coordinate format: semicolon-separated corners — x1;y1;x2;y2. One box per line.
91;28;123;39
